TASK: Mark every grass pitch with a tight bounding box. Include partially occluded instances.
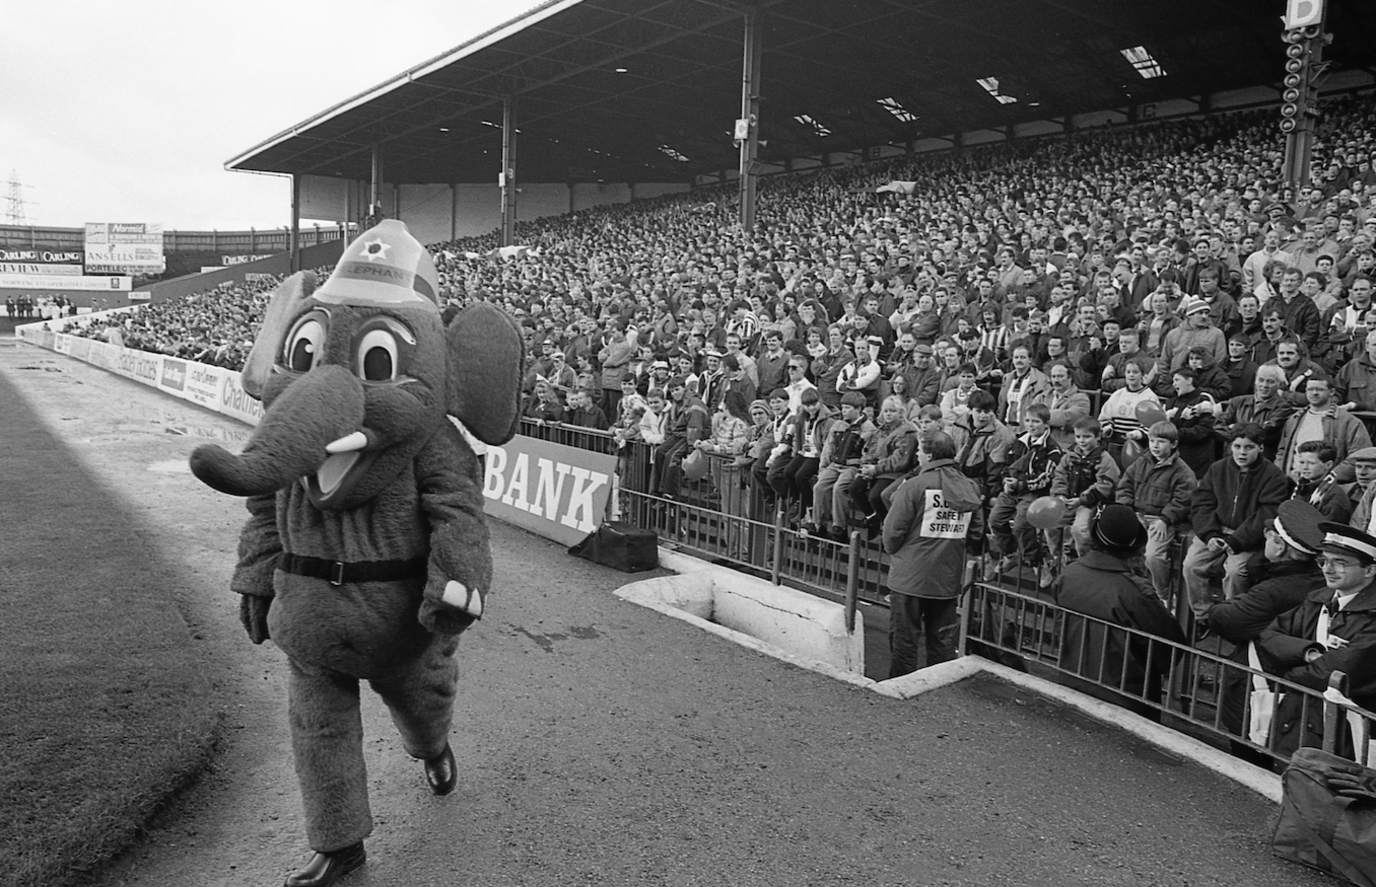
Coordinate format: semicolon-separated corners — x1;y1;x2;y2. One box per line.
0;368;220;887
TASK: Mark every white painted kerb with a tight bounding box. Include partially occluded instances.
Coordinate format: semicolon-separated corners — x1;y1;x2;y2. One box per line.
617;549;868;682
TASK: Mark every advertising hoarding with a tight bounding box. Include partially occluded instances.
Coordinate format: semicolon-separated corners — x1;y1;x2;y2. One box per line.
84;222;166;274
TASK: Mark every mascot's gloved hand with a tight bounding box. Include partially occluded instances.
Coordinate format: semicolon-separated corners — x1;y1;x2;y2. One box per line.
419;598;477;637
240;595;272;645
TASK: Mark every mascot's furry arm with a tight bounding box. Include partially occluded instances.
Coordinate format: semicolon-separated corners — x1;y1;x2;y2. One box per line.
416;427;490;635
229;492;281;644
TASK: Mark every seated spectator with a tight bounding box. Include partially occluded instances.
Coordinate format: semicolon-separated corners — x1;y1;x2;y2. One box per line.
989;403;1063;587
1348;447;1376;534
952;389;1015;535
939;362;980;429
1163;367;1218;477
695;389;751;457
564;387;610;431
1048;417;1120;559
806;392;875;540
768;387;831;525
1098;361;1161;466
1292;441;1355;523
884;371;923;423
524;380;565;423
1212;363;1294;462
1258;522;1376;758
1275;375;1372;480
1221;334;1258;398
1336;327;1376;412
1185;346;1232;402
850;394;919;538
1100;326;1157;393
654;376;710;497
1115;420;1198;603
1183;423;1289;626
1054;503;1187;722
883;431;984;677
1044;360;1090;450
754;389;793;505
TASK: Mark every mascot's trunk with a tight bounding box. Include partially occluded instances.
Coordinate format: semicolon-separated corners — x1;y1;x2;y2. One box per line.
189;366;367;497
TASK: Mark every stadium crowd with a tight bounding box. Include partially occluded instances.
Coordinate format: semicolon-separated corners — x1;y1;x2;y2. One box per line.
50;92;1376;742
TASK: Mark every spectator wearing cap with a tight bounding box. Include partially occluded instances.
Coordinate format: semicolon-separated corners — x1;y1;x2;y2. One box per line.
1347;447;1376;533
1053;503;1187;721
807;391;876;540
1155;296;1227;384
896;341;942;408
1258;522;1376;758
1275;374;1372;479
882;431;984;677
1184;423;1290;624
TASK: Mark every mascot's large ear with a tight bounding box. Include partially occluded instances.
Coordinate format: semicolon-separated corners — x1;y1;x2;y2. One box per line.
241;271;317;400
446;303;526;445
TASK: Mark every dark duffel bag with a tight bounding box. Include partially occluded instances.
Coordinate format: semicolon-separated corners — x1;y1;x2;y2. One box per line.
568;521;659;573
1274;747;1376;885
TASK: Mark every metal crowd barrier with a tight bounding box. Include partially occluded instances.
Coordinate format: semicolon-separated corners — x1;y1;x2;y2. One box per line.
962;581;1376;768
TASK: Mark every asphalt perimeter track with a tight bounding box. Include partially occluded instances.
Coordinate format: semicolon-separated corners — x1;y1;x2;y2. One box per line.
0;339;1329;887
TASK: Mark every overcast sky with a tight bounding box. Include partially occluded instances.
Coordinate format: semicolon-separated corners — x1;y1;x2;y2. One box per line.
2;1;539;231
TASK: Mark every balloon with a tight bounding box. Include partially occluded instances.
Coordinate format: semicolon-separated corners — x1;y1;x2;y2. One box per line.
682;448;710;482
1135;400;1168;428
1026;495;1067;530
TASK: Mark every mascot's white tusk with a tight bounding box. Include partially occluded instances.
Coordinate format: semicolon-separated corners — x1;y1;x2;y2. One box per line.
325;431;368;454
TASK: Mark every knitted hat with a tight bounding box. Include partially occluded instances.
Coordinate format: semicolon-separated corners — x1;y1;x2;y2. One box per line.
1183;296;1210;316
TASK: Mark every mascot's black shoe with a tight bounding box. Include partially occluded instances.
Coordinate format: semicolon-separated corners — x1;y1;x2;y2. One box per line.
425;743;457;795
284;842;365;887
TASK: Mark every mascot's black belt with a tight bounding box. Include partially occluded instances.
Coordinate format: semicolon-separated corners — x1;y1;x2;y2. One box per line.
279;553;428;586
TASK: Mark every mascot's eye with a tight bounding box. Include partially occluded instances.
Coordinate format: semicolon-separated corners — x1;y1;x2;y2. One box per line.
284;317;327;373
357;329;399;382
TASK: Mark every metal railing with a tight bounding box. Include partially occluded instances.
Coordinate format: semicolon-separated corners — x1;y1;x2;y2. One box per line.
962;581;1376;768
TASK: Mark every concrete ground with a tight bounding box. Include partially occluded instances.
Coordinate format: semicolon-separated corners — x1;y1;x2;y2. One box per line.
0;339;1327;887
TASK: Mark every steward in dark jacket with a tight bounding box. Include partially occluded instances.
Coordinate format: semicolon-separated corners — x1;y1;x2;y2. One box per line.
883;433;983;677
1257;522;1376;758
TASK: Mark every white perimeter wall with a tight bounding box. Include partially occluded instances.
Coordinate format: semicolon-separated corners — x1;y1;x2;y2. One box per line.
300;175;689;243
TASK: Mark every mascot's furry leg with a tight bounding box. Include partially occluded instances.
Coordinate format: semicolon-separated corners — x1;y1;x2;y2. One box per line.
289;634;460;851
287;659;374;851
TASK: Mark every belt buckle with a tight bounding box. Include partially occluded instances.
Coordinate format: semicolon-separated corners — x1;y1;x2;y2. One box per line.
330;561;346;586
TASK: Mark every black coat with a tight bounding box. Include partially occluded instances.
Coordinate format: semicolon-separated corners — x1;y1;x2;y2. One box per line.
1258;581;1376;757
1054;550;1187;716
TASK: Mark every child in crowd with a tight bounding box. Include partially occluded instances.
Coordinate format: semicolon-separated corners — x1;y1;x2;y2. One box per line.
807;391;876;540
988;403;1063;587
565;387;610;430
1291;440;1354;523
1049;417;1121;558
1114;421;1198;602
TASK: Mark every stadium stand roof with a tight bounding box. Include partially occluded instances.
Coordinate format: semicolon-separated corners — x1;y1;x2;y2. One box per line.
226;0;1376;186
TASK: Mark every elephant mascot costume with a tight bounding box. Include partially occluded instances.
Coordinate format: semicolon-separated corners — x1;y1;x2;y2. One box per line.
190;220;524;887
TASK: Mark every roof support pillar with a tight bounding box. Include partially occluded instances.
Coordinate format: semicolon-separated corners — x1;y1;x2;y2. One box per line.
288;174;301;274
501;96;518;247
369;144;384;225
737;4;762;232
